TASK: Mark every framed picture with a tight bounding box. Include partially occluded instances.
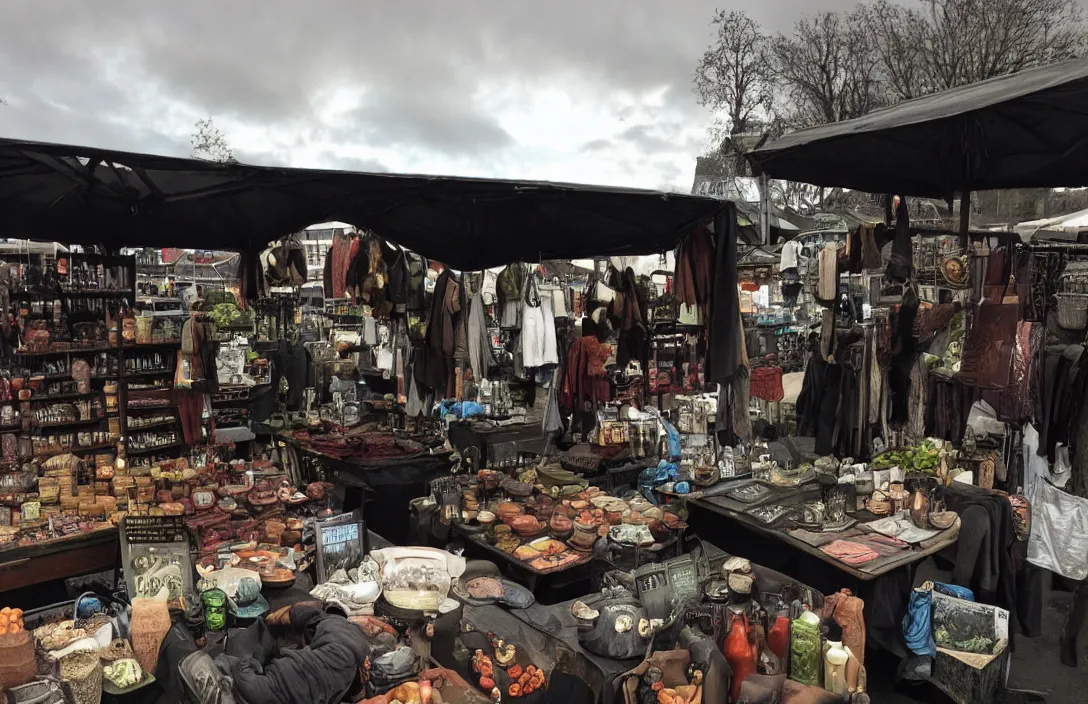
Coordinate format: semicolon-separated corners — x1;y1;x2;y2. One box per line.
314;510;366;584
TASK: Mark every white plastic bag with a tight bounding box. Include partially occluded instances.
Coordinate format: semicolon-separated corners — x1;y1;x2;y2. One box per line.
967;400;1005;439
1027;479;1088;580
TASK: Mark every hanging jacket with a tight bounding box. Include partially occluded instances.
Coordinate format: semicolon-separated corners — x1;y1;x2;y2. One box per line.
405;252;428;312
886;198;913;283
422;270;457;394
675;224;715;320
496;263;527;315
329;231;353;299
344;237;368;305
387;246;410;314
466;287;495;382
706;205;740;385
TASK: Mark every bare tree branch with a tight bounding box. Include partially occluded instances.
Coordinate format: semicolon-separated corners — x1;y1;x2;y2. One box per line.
191;117;236;163
866;0;1086;100
693;10;771;135
767;9;886;129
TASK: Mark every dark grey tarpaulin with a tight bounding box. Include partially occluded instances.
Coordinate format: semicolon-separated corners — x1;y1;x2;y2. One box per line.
749;58;1088;199
0;138;725;270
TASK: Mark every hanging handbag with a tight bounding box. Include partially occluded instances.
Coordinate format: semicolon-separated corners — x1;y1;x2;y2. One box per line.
959;262;1019;389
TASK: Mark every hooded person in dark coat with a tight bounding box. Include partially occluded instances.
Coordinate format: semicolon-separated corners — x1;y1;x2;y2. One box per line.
213;605;369;704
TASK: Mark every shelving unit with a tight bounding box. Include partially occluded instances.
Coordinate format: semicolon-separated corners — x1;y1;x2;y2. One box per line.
126;442;182;456
1;254;135;476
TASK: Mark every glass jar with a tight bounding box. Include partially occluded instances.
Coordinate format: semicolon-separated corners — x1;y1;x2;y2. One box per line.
202;588;227;631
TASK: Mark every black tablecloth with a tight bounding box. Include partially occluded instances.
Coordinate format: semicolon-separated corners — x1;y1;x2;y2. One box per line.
316;451;453;546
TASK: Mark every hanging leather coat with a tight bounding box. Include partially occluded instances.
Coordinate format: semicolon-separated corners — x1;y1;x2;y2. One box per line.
422;270;459;395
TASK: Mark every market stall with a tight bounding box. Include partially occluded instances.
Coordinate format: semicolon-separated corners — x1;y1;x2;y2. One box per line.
7;84;1071;701
737;56;1088;697
277;430;453;547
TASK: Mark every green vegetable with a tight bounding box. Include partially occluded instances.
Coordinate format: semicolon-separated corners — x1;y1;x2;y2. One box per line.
790;617;821;686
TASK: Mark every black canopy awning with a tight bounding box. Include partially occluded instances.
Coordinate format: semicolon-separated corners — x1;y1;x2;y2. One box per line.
0;138;726;269
748;58;1088;199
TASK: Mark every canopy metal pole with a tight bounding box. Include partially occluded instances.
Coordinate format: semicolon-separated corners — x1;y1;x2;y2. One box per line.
959;190;972;249
759;173;770;245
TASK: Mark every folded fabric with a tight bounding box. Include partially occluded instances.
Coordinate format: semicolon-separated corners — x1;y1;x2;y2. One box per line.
820;540;880;566
865;513;941;544
854;533;911;557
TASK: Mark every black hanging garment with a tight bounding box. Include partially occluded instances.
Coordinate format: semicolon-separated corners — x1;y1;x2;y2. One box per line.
886;198;913;283
706;204;740;386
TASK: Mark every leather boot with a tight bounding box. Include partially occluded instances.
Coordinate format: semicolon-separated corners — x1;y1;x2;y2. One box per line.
1060;579;1088;667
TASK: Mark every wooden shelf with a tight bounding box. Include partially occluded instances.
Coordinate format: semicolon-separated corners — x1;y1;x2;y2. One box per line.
126;404;176;412
15;347;118;357
31;390;102;402
13;290;132;301
36;417;107;429
125;419;178;431
126;442;182;455
34;442;117;458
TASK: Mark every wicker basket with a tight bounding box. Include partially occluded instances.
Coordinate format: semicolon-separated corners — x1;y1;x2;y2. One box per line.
1057;293;1088;329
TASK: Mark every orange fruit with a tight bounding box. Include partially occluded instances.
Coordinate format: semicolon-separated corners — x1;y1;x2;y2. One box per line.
0;607;10;616
8;624;19;634
0;615;9;627
0;625;8;636
9;609;21;619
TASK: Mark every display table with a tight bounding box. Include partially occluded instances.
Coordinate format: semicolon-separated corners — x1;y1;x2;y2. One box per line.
688;493;960;582
0;526;120;592
278;432;453;546
442;540;822;704
687;489;963;660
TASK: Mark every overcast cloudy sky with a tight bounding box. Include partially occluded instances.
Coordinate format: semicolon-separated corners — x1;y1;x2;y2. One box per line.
0;1;858;192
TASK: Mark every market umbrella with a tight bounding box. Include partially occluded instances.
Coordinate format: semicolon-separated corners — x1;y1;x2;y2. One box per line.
0;137;726;269
748;58;1088;200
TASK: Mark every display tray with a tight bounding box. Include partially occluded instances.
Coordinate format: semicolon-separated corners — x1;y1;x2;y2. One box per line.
102;672;157;696
701;479;819;513
464;532;592;575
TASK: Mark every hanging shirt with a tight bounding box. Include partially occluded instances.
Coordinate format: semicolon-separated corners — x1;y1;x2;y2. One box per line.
780;240;803;270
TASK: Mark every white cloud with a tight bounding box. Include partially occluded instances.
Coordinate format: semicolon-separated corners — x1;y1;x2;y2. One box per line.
0;0;861;192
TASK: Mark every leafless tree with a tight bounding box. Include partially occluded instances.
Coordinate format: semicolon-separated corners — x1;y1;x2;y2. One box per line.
767;9;887;129
865;0;1086;100
190;117;236;163
694;10;771;137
